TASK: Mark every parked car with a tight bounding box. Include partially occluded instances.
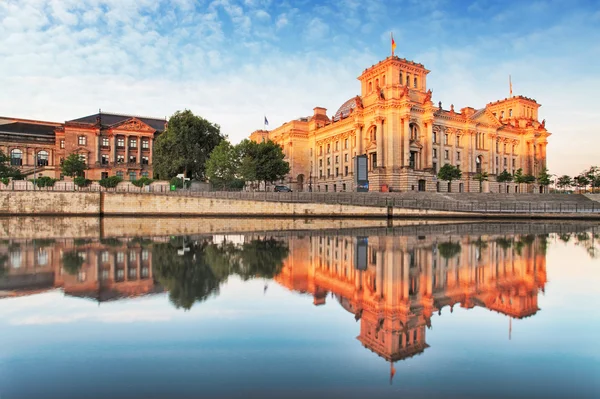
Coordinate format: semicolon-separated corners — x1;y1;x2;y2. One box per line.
274;185;292;192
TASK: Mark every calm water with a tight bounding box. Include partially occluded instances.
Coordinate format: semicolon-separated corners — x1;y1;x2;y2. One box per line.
1;220;599;399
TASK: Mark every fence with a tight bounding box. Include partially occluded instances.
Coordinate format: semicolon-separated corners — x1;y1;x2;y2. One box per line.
2;183;599;214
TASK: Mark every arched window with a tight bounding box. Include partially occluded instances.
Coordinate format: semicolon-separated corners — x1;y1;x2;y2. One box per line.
476;156;483;173
375;78;379;87
368;81;372;92
509;109;513;117
406;74;410;86
414;77;418;88
10;149;23;166
501;111;504;118
37;150;49;166
382;75;386;85
410;124;418;140
399;72;403;85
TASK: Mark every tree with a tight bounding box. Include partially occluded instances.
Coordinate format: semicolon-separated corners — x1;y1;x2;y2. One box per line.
574;174;590;193
437;164;461;192
61;153;87;179
205;140;242;190
437;241;461;260
62;251;85;275
556;175;572;193
536;167;551;192
255;140;290;189
497;169;513;193
0;149;22;183
153;110;224;180
473;171;488;193
584;166;600;193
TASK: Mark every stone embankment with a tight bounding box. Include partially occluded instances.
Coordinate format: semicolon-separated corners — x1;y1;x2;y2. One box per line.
0;191;599;219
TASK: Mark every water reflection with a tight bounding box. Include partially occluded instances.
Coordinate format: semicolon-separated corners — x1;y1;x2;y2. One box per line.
0;222;599;380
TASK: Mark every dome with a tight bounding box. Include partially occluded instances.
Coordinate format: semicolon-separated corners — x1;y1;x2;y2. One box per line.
333;96;360;121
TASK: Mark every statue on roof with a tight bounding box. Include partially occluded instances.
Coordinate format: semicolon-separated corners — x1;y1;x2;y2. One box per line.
541;119;546;128
401;85;409;98
354;96;363;110
450;104;455;113
423;89;432;104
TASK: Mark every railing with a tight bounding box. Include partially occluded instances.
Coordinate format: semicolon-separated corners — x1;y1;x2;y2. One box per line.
1;184;599;214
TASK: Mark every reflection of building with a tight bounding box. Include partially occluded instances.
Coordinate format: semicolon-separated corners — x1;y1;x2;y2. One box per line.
0;239;162;301
275;232;547;371
250;56;550;192
0;112;166;180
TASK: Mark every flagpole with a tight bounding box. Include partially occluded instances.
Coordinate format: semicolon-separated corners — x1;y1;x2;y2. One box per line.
509;75;513;98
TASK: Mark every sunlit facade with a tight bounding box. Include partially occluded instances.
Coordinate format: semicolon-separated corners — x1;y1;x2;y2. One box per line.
250;56;550;193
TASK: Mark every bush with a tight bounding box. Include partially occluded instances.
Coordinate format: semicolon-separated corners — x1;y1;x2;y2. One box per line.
131;177;154;187
170;177;191;189
30;176;58;188
74;176;92;187
0;177;9;186
99;176;123;189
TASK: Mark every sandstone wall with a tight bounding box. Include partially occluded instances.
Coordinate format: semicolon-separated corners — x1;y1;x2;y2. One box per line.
0;192;100;216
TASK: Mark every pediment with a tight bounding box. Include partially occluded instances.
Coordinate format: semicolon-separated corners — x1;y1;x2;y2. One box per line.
472;109;502;128
110;118;156;133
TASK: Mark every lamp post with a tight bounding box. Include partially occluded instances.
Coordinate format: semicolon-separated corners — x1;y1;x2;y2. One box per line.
309;169;313;192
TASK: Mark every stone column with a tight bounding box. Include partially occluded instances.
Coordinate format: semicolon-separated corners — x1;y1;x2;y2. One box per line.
425;122;433;169
97;135;101;165
125;135;130;164
376;249;383;298
376;118;384;168
403;118;410;167
356;125;363;155
137;136;142;164
113;136;118;163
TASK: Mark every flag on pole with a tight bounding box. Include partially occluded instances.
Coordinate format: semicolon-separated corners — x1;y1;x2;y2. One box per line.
391;32;396;56
264;116;269;126
509;75;513;98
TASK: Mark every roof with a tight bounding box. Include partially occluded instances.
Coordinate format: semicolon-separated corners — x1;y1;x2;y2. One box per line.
0;121;57;136
333;97;359;121
68;112;167;132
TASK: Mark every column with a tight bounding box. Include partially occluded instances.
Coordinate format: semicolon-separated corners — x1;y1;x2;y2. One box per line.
137;136;142;164
425;122;433;169
376;249;383;299
113;136;118;163
97;136;101;164
403;117;410;166
356;125;363;155
125;135;130;164
376;118;384;168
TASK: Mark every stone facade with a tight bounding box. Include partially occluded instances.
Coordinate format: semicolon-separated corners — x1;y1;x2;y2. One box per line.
250;56;551;193
0;112;166;180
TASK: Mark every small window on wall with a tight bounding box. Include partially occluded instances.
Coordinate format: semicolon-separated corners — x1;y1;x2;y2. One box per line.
433;148;437;158
60;140;65;149
433;132;437;143
79;154;87;164
509;109;513;117
141;171;149;178
142;139;149;149
117;138;125;148
78;136;86;146
345;138;348;149
344;153;348;162
142;156;149;165
129;138;137;148
413;77;418;88
129;172;136;181
117;155;124;163
102;137;110;147
444;150;449;160
444;134;448;145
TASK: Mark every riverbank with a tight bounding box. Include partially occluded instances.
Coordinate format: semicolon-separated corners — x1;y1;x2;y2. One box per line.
1;191;599;219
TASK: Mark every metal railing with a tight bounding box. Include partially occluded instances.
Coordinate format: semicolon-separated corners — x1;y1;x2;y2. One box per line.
2;183;599;214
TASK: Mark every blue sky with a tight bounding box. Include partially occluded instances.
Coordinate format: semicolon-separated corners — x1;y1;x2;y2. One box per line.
0;0;599;175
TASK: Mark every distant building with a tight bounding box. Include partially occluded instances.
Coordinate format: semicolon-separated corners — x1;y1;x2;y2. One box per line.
0;111;167;180
250;56;550;192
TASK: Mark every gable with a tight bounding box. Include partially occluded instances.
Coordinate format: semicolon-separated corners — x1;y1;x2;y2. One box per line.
110;118;156;133
471;109;502;128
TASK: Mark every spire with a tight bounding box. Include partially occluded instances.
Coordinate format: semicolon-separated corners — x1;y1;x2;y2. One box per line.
509;75;513;98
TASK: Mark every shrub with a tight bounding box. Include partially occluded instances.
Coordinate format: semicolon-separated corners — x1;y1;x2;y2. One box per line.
99;176;123;189
170;177;190;189
30;176;58;188
0;177;9;186
74;176;92;187
131;177;154;187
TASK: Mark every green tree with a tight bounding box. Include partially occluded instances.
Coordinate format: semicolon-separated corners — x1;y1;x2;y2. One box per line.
236;238;289;280
62;251;85;275
585;166;600;193
537;167;551;191
437;164;461;192
497;169;513;193
237;139;259;188
0;149;20;181
556;175;572;192
61;153;87;179
574;174;590;193
255;140;290;189
437;241;461;260
473;171;488;193
206;140;242;190
153;110;224;180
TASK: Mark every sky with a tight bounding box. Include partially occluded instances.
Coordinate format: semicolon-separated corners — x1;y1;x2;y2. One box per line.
0;0;598;176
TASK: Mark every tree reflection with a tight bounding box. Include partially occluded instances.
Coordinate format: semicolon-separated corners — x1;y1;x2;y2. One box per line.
154;237;289;310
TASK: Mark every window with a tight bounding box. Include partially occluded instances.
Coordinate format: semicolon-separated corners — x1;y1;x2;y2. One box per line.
101;172;108;179
413;77;417;88
444;134;448;145
319;159;323;167
504;157;507;167
129;155;136;163
319;169;323;178
116;171;123;179
60;140;65;149
129;138;137;148
457;152;461;161
101;154;110;165
512;144;516;153
335;155;339;164
117;137;125;148
456;136;461;146
371;153;377;169
327;144;330;153
129;251;137;261
433;162;437;173
512;158;516;168
335;167;339;177
344;153;348;162
444;150;449;160
509;109;513;117
142;156;149;165
78;136;86;146
342;183;346;191
142;249;149;261
501;111;504;118
433;132;437;143
335;141;339;151
406;74;410;86
79;154;87;164
141;171;149;178
344;138;348;149
101;251;109;263
368;81;372;92
116;252;124;263
129;171;136;181
102;137;110;147
503;143;507;153
345;166;348;176
399;71;403;84
433;148;437;158
117;155;125;163
327;168;330;177
327;157;331;166
37;151;49;166
319;146;323;155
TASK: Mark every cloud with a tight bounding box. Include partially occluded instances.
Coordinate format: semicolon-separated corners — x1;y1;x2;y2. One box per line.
305;17;329;41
